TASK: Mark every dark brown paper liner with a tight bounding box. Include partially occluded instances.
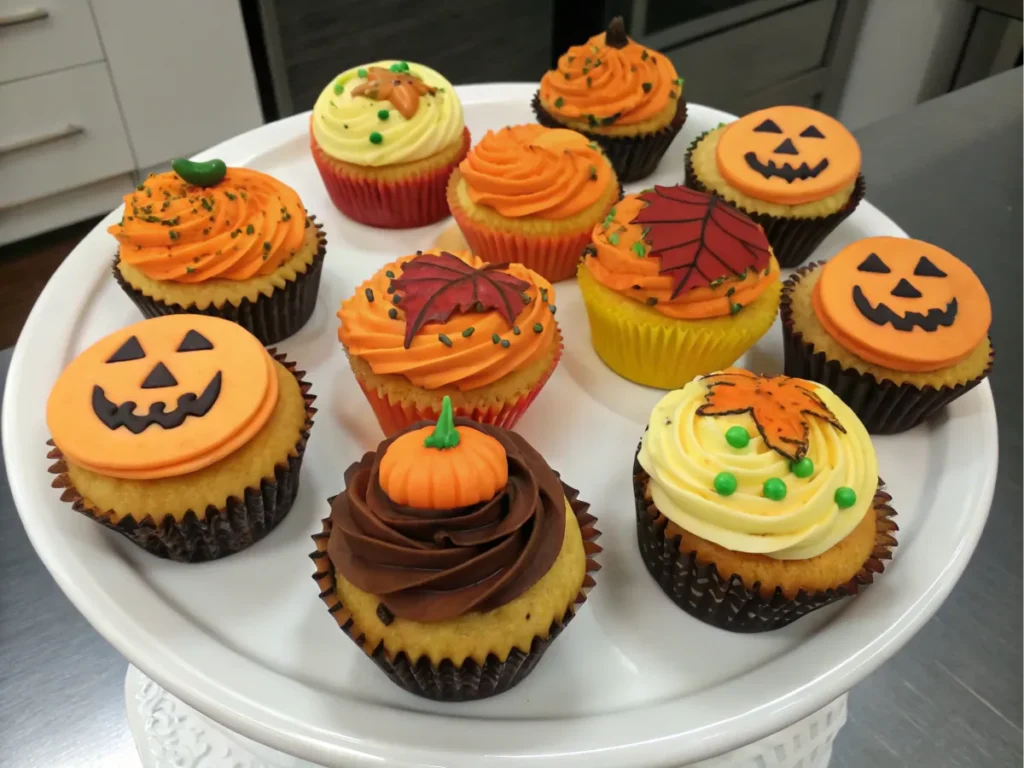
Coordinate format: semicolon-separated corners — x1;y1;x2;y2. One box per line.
46;353;316;563
113;217;327;346
633;448;898;633
310;482;602;701
781;264;995;434
684;131;865;268
532;91;687;183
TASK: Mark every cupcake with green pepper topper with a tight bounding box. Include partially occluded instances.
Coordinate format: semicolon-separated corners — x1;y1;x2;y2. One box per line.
634;368;898;632
533;17;686;182
110;159;326;345
310;60;469;228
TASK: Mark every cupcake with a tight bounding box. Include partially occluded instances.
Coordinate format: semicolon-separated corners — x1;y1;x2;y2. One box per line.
685;105;865;268
781;236;994;434
338;249;563;435
310;60;469;228
533;16;686;182
110;160;326;346
577;185;782;389
634;368;898;632
447;124;619;282
310;396;600;700
45;315;316;562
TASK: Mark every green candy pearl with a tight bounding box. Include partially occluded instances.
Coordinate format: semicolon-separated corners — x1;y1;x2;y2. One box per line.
763;477;787;501
377;109;390;120
834;486;857;509
791;457;814;478
369;131;383;144
713;471;737;496
725;426;750;449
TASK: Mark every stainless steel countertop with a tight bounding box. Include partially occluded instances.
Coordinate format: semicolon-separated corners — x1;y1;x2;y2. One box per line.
1;70;1020;767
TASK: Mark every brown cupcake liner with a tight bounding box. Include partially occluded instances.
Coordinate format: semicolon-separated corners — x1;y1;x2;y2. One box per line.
532;91;687;183
633;447;898;633
781;265;995;434
310;482;602;701
46;353;316;563
684;131;865;268
113;217;327;346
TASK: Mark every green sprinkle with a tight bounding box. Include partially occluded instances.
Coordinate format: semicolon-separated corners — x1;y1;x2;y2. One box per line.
714;472;737;496
589;165;597;180
438;333;452;347
225;191;236;201
392;294;402;305
609;232;620;245
512;325;521;335
377;109;390;120
730;302;743;315
185;266;195;274
333;82;344;95
230;230;240;238
500;339;511;348
369;131;383;144
365;288;374;302
554;97;564;108
533;323;543;333
388;308;398;319
462;327;475;337
641;50;649;60
725;426;750;449
201;198;213;212
631;241;646;257
726;286;736;297
568;56;575;63
385;270;395;278
357;67;367;78
145;187;152;197
136;184;145;191
835;487;857;509
564;72;571;80
791;458;814;479
763;478;787;501
168;230;179;241
641;82;652;93
245;224;254;235
548;304;557;314
491;333;501;344
675;77;685;86
586;76;592;88
263;241;271;251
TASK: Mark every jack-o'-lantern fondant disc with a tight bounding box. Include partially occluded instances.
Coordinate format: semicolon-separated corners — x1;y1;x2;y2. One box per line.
47;315;277;479
716;106;861;205
812;236;991;372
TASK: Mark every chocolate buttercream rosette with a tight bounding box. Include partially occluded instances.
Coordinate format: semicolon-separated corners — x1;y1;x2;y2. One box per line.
311;400;601;701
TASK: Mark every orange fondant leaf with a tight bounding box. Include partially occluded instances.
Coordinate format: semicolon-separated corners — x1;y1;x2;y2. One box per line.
696;369;844;461
351;66;436;119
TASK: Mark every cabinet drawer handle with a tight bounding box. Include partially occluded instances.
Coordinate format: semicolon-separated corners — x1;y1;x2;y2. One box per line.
0;124;84;155
0;8;49;28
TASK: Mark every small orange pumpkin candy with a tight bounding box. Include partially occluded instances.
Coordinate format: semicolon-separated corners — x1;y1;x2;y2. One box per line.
379;396;509;509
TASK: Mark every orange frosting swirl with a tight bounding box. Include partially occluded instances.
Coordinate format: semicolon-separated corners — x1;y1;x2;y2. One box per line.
109;168;307;283
338;250;559;391
539;31;680;126
582;194;780;319
458;124;615;220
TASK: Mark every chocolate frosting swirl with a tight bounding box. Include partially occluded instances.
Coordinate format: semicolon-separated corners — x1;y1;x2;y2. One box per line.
328;418;567;622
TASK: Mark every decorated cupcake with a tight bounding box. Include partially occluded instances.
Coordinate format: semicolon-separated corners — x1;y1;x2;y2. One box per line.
447;124;619;282
634;369;897;632
310;60;469;228
577;185;781;389
781;236;993;434
338;249;562;435
311;396;600;700
685;105;865;268
46;315;315;562
110;160;326;346
534;17;686;182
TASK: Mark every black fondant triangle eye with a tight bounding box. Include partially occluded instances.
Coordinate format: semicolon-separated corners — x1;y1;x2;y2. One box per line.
753;118;782;133
857;253;890;273
177;329;214;352
913;256;947;277
800;125;825;138
141;362;178;389
890;278;922;298
106;336;145;363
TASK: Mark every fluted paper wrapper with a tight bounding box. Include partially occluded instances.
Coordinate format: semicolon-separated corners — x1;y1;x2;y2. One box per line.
47;354;316;563
533;92;686;183
633;447;897;633
311;482;601;701
781;265;995;434
114;220;326;347
684;131;865;268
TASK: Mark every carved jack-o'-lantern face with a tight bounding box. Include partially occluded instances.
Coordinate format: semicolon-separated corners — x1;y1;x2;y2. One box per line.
47;315;277;480
716;106;861;205
812;237;991;372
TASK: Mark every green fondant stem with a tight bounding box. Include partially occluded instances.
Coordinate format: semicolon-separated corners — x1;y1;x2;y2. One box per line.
423;395;460;449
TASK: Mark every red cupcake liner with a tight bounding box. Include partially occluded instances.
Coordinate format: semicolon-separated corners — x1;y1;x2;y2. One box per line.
354;340;563;436
311;127;470;229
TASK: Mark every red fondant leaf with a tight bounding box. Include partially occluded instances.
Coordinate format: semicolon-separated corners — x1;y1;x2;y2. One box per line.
697;369;845;461
391;252;530;348
631;186;771;299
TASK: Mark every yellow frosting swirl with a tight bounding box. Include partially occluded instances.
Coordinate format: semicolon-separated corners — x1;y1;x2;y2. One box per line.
637;375;877;560
311;60;464;166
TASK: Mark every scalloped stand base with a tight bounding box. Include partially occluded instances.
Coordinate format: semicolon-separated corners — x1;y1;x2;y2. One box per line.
125;666;847;768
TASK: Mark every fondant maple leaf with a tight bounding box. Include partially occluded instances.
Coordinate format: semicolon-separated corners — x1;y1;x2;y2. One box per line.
352;66;436;119
696;369;845;461
391;252;530;348
631;186;771;299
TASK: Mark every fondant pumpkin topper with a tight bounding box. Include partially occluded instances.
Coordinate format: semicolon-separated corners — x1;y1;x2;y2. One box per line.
716;106;861;205
812;236;991;371
47;315;277;480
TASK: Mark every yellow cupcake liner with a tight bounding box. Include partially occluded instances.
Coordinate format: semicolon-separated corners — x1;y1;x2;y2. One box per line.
577;263;781;389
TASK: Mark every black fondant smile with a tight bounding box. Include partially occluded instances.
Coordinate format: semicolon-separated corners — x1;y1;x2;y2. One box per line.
852;286;957;332
744;152;829;183
91;372;222;434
